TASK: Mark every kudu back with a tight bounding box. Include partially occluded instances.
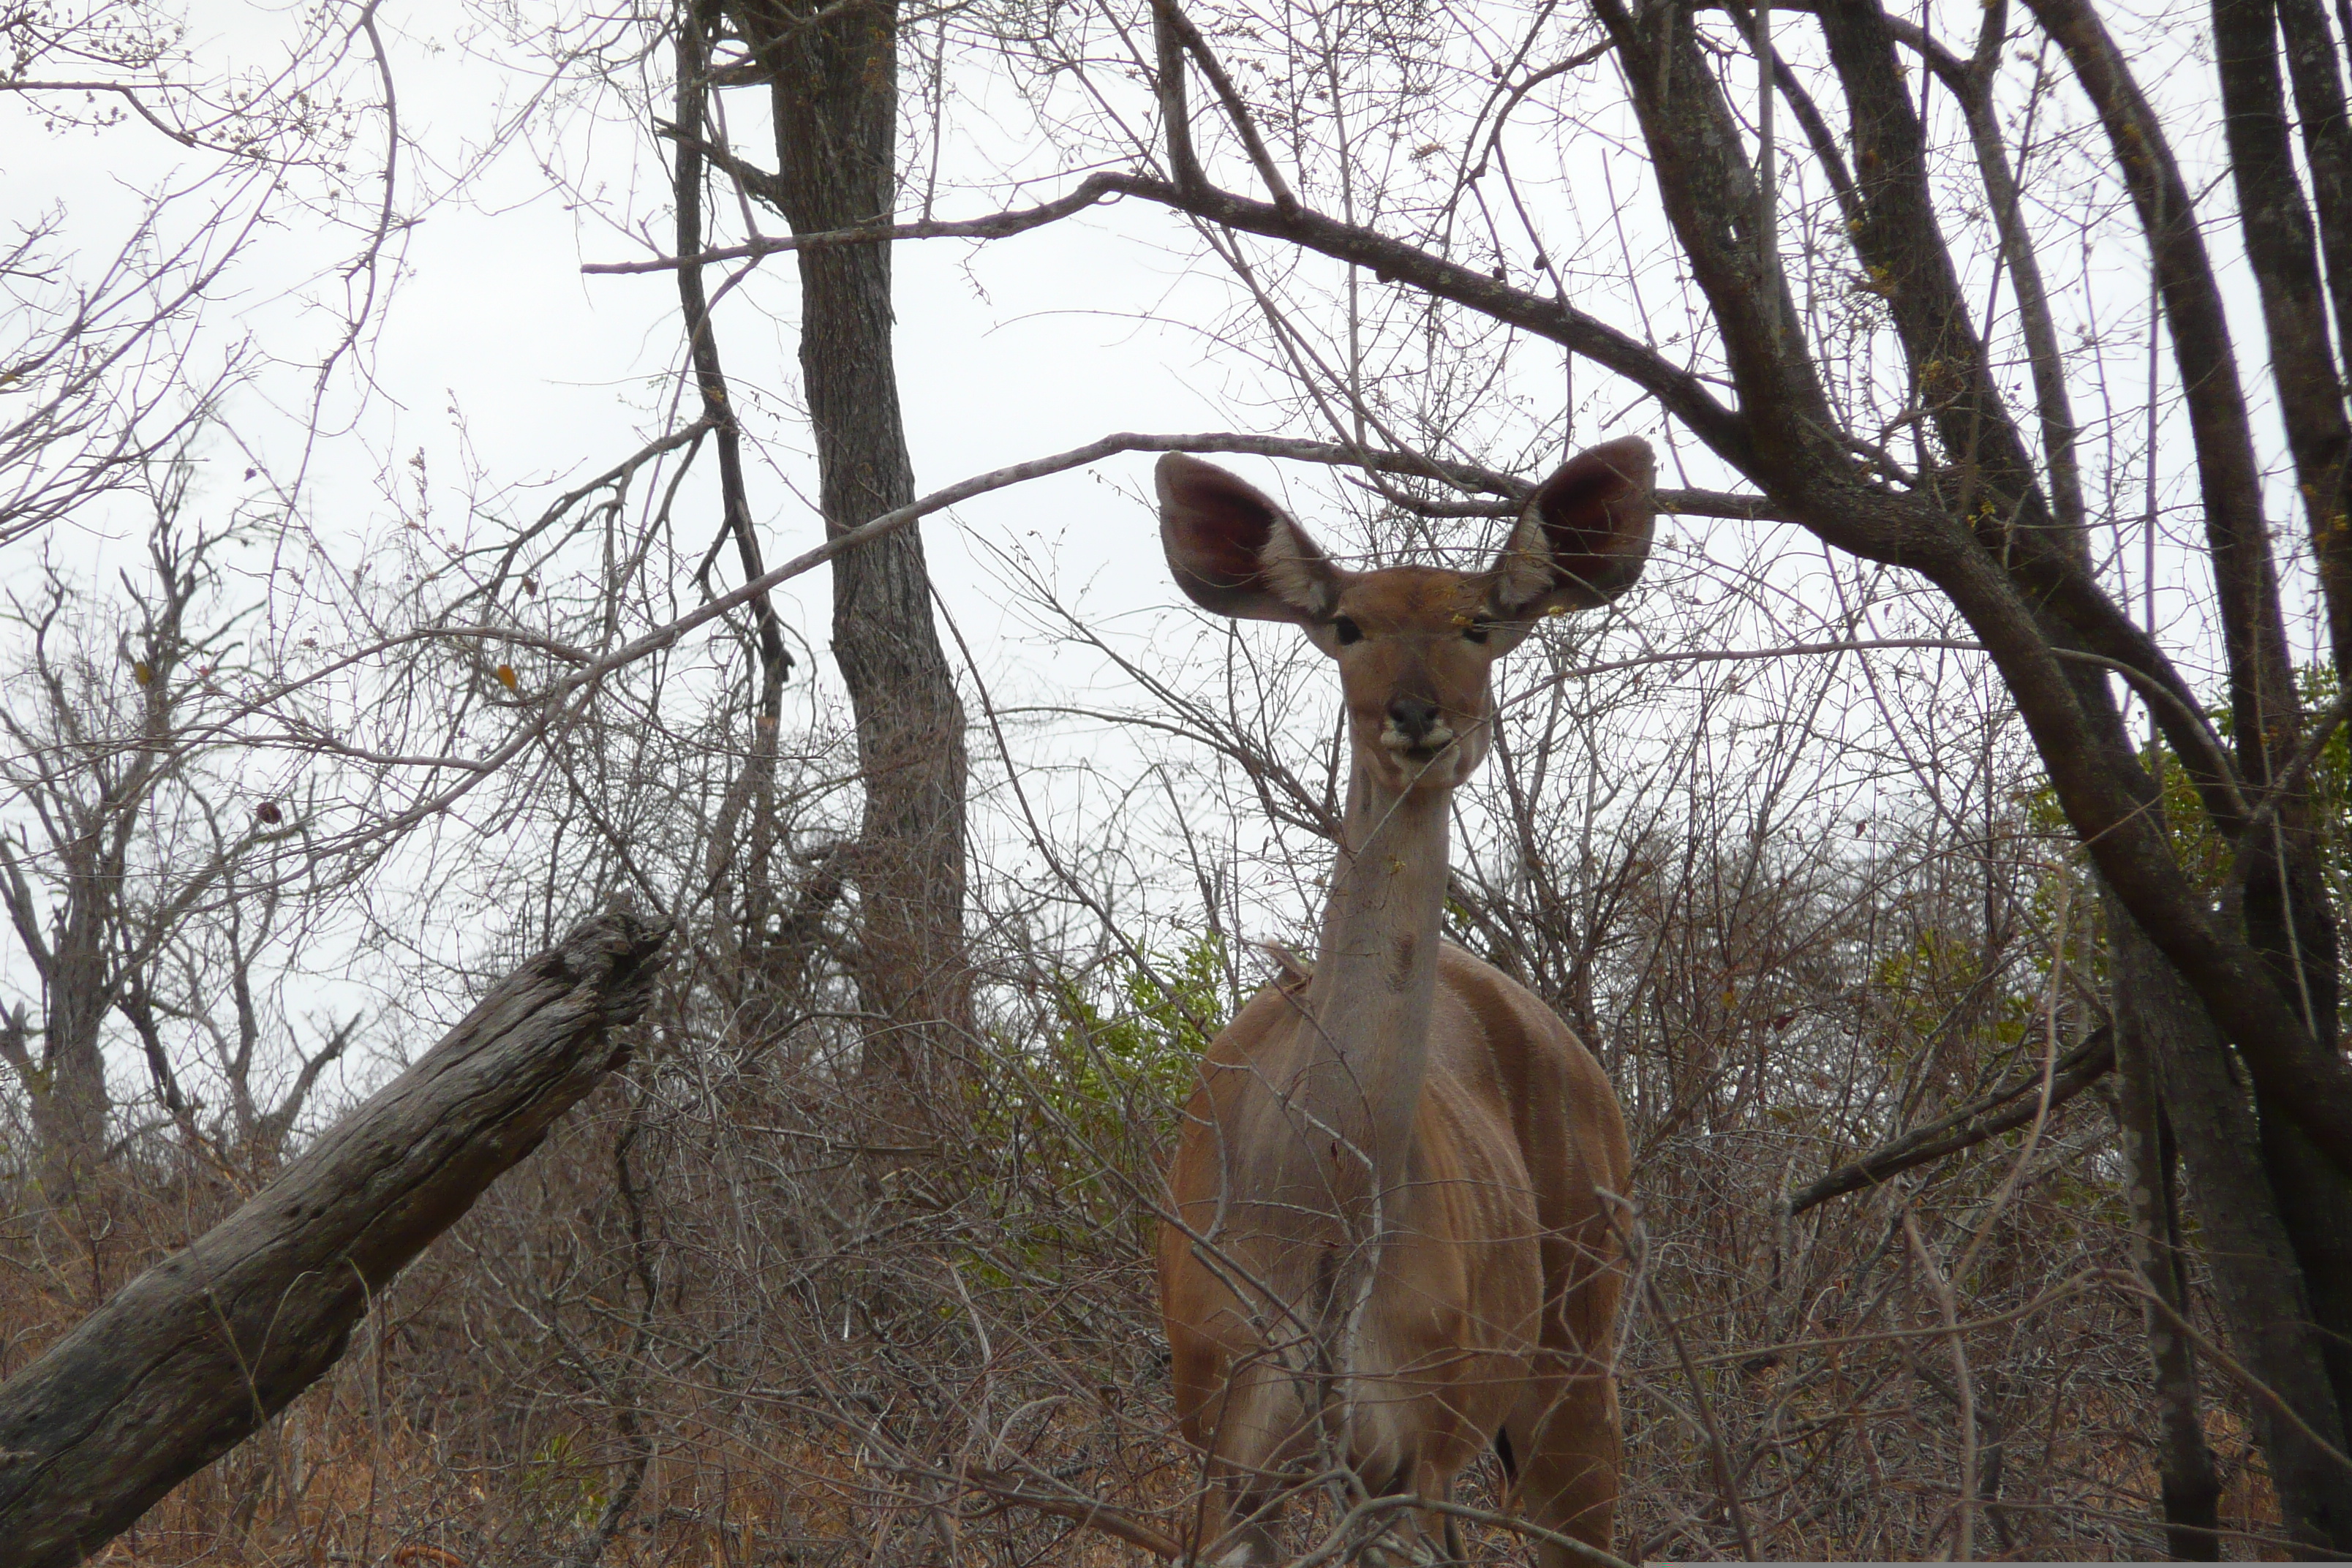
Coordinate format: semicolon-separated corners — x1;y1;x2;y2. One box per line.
1154;440;1648;1566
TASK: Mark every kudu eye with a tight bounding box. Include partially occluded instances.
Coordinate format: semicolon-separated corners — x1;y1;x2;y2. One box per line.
1333;616;1363;645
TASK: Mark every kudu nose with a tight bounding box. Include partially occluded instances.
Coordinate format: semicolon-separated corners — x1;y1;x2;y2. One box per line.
1387;696;1443;747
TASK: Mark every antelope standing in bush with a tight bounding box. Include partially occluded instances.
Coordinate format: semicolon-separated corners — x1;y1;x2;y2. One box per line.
1155;440;1647;1566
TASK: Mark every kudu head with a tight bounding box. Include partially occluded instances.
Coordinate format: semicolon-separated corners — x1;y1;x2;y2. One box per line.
1157;438;1658;794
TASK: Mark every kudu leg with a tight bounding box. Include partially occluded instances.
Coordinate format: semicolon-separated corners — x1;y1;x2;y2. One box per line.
1352;1467;1461;1568
1195;1480;1283;1568
1186;1354;1313;1568
1505;1373;1621;1564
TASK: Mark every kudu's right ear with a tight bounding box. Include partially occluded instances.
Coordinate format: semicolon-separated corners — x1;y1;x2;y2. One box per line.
1157;453;1341;625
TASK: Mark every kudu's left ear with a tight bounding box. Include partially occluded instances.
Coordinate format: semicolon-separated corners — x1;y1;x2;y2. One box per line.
1486;437;1657;622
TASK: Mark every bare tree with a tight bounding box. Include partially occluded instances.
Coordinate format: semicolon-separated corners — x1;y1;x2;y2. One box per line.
0;472;363;1207
16;0;2352;1552
0;501;218;1205
3;0;410;524
0;202;243;553
676;0;976;1131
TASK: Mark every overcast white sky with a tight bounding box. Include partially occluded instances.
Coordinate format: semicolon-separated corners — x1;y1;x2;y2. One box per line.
2;0;2327;1114
4;0;1406;1099
9;0;1262;674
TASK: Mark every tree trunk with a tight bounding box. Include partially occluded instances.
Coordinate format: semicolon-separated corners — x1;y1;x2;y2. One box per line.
730;0;973;1133
2212;0;2352;680
2207;0;2352;1432
2106;885;2225;1561
0;837;119;1213
0;913;668;1568
23;979;107;1210
2109;905;2352;1555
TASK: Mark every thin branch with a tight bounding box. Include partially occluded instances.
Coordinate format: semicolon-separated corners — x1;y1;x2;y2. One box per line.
581;173;1135;274
1904;1213;1979;1560
1153;0;1202;190
2223;681;2352;900
1148;0;1297;208
0;81;203;147
585;171;1752;464
673;0;791;715
962;1469;1183;1559
1788;1027;2114;1215
2100;1270;2352;1477
1607;1208;1758;1558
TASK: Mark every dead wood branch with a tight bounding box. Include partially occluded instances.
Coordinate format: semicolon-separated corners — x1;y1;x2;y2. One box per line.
1787;1026;2114;1215
0;912;671;1568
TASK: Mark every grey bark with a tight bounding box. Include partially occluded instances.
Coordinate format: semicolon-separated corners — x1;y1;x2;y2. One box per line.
674;0;801;1054
2106;886;2224;1561
2110;905;2352;1555
725;0;973;1126
2203;0;2352;1436
0;541;205;1206
1619;0;2352;1537
8;856;111;1204
2206;0;2352;1437
0;912;669;1568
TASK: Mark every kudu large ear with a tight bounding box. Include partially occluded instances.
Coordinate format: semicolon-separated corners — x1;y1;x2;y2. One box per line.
1486;437;1657;622
1157;453;1341;625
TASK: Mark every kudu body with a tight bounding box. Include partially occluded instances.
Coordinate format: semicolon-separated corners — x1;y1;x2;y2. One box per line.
1154;441;1648;1566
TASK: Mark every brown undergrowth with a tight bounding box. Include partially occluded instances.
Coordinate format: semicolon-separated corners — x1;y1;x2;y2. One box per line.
0;835;2308;1563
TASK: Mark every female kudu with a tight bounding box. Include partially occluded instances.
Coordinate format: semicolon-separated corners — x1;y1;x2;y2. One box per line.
1155;440;1648;1566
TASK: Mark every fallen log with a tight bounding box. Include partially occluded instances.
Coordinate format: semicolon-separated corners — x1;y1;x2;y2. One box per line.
0;911;671;1568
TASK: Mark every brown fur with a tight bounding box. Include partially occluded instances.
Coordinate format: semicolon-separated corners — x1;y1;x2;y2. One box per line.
1150;440;1652;1565
1161;950;1632;1563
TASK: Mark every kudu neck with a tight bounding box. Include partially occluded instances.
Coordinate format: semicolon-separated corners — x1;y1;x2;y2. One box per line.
1298;756;1453;1191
